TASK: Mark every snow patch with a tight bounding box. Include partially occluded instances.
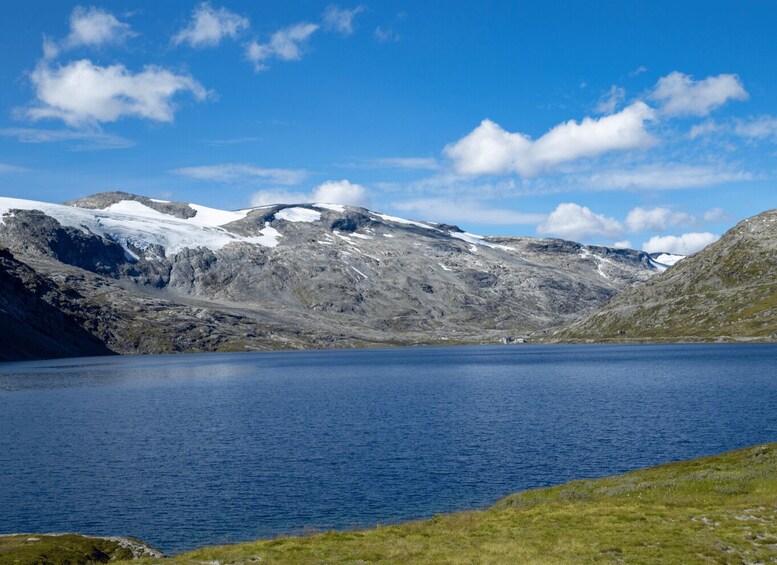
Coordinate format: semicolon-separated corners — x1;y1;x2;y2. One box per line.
372;212;440;231
439;263;452;271
314;203;346;212
654;253;685;266
450;231;514;251
275;207;321;223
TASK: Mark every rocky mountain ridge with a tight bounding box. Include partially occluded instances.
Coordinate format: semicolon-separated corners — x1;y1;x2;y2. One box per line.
0;191;671;360
551;208;777;342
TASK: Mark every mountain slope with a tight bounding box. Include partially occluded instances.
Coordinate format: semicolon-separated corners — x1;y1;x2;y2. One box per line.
552;209;777;341
0;192;668;360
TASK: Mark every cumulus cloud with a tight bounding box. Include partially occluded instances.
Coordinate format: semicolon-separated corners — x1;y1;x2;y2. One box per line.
625;206;692;232
642;232;718;255
249;179;370;207
173;3;249;48
445;102;656;177
0;127;133;150
322;5;365;35
595;85;626;114
392;198;545;225
246;23;319;71
650;72;748;117
313;179;370;206
584;164;752;191
172;164;307;186
27;58;207;127
63;6;135;50
537;203;623;241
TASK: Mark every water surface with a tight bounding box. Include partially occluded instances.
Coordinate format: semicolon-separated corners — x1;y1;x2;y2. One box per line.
1;344;775;553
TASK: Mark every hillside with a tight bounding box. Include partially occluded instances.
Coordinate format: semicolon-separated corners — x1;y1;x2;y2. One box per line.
5;443;775;564
0;192;667;360
551;209;777;342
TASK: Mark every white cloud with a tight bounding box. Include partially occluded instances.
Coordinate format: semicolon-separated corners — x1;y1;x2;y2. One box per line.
392;198;545;225
537;203;623;241
246;23;319;71
374;26;400;42
688;120;723;139
445;102;656;177
172;164;307;186
249;179;370;207
173;3;249;48
27;59;207;127
250;190;311;206
703;207;727;222
322;5;365;36
650;72;748;117
734;115;777;140
374;157;439;170
64;6;135;49
313;179;370;206
625;206;692;232
595;85;626;114
613;240;633;249
584;164;752;191
642;232;718;255
0;163;28;173
0;127;133;150
629;65;647;77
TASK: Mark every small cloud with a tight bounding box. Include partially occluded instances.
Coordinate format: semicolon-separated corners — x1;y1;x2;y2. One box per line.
0;163;28;173
313;179;370;206
0;127;134;150
642;232;718;255
392;198;545;225
703;207;728;222
249;179;370;207
64;6;136;49
173;3;249;48
629;65;648;77
625;206;693;232
734;115;777;141
613;240;633;249
373;157;439;170
172;164;307;185
537;203;623;241
650;71;748;117
445;102;656;177
246;23;319;71
595;85;626;114
584;164;752;191
27;58;207;127
322;5;365;36
688;120;723;139
200;136;261;146
374;26;400;42
250;189;310;206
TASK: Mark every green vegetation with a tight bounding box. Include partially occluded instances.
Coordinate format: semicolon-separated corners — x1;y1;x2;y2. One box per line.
0;534;137;565
6;444;777;564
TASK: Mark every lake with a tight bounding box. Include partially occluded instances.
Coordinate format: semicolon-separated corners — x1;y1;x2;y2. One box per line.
1;343;776;554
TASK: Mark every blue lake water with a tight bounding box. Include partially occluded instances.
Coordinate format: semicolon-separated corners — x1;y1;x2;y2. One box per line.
1;343;776;554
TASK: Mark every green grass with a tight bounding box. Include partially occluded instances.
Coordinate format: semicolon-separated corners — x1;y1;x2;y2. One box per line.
0;534;137;565
118;443;777;564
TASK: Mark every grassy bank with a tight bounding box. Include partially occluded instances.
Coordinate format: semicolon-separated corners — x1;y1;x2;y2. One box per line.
5;443;776;564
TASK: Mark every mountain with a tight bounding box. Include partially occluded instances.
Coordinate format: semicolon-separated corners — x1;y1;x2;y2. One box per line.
551;208;777;342
0;191;667;360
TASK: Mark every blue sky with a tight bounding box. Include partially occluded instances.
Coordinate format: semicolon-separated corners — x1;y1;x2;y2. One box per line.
1;1;775;254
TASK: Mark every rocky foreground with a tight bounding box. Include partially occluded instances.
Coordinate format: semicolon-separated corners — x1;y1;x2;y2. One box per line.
0;192;669;361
